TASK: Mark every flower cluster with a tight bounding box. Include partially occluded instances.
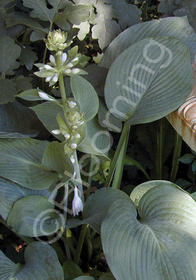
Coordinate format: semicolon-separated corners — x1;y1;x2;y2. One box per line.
35;52;86;86
52;100;85;158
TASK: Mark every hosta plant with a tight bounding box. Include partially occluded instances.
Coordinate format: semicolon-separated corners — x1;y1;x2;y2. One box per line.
0;1;196;279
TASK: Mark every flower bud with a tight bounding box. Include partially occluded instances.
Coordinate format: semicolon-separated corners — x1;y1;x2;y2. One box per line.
45;30;71;51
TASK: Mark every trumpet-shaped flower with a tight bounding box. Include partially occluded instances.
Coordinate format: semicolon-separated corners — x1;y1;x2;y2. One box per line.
72;187;83;216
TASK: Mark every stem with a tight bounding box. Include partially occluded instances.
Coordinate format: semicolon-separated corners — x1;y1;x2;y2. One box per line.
104;123;130;188
86;155;94;198
170;133;182;182
74;224;88;264
155;119;164;179
55;51;67;105
112;125;130;189
73;156;93;264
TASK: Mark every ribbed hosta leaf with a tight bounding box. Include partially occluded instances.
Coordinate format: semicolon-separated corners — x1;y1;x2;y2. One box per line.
0;138;59;189
78;118;112;157
101;181;196;280
101;17;196;67
0;177;50;220
130;180;176;207
31;101;64;141
0;101;42;138
104;36;193;125
70;76;99;122
83;187;129;232
7;195;65;237
42;141;74;177
0;242;64;280
0;250;19;280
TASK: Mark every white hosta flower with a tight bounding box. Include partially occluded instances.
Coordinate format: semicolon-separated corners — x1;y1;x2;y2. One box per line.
72;187;83;216
68;100;77;109
38;91;55;101
45;74;58;84
63;133;70;140
71;143;77;150
34;50;87;86
61;53;67;65
51;129;61;135
74;133;81;139
70;155;75;164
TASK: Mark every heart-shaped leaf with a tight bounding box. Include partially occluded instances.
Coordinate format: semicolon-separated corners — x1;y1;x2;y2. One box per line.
101;181;196;280
70;75;99;122
7;195;65;237
101;16;196;67
104;36;193;125
78;118;112;158
130;180;176;207
0;138;59;189
0;242;64;280
83;188;130;232
0;177;50;220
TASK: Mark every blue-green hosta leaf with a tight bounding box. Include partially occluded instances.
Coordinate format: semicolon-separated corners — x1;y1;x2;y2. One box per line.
0;36;21;74
130;180;177;207
0;177;51;221
0;138;59;189
78;118;112;158
0;101;42;138
98;98;122;133
0;79;17;104
17;89;43;101
70;76;99;122
83;188;130;232
0;242;64;280
7;195;65;237
31;101;64;141
101;17;196;67
0;250;19;279
104;36;193;125
42;141;74;177
101;181;196;280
